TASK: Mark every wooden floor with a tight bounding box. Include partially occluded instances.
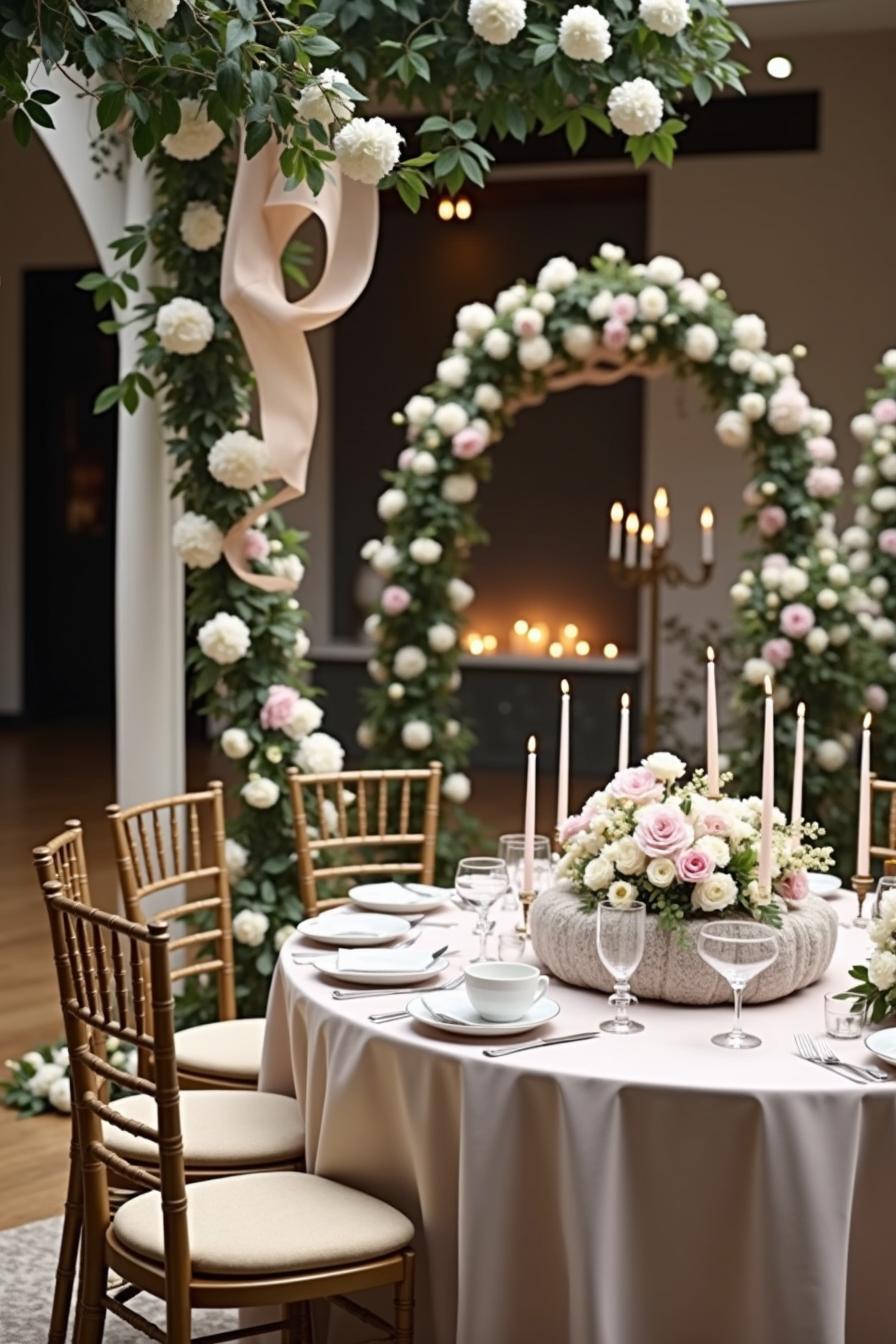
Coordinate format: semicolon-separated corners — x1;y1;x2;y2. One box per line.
0;718;599;1231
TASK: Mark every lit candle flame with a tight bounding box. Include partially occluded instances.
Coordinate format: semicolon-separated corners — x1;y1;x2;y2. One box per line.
764;676;773;697
621;692;630;709
625;511;640;535
527;735;536;754
654;486;669;515
797;701;806;719
707;645;715;663
575;640;590;656
513;618;529;636
560;678;570;695
527;626;544;645
562;622;578;639
864;712;872;730
548;641;563;658
610;501;624;523
641;522;655;544
700;506;714;530
603;642;619;659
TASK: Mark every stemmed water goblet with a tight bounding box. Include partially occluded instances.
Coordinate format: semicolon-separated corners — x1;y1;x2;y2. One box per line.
596;900;646;1034
696;921;780;1049
454;857;509;962
498;834;552;911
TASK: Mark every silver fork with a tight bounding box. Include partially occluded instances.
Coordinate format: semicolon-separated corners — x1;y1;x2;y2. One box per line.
337;973;464;1003
812;1038;890;1082
794;1033;866;1084
370;982;466;1022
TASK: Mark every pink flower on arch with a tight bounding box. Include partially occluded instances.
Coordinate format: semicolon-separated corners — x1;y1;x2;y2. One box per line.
243;528;270;562
762;553;789;571
452;426;488;460
757;505;787;538
610;293;637;323
762;637;794;670
381;585;411;616
872;398;896;425
676;847;715;885
398;447;417;470
879;529;896;557
806;436;836;465
602;318;630;351
260;683;300;731
806;465;843;499
780;602;816;640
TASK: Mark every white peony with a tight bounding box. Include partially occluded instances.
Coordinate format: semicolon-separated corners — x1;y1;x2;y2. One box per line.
447;577;476;611
533;257;576;293
851;413;876;444
377;488;407;522
241;776;279;810
457;302;496;337
369;541;400;577
433;402;469;436
513;307;544;338
207;430;268;490
483;328;513;360
646;857;676;888
643;750;686;781
562;324;596;360
869;950;896;991
127;0;180;27
731;313;767;352
607;78;664;136
779;566;809;599
48;1075;72;1114
607;879;637;909
296;731;345;774
730;582;751;606
805;628;829;655
296;68;354;127
743;657;773;685
155;296;215;355
172;511;223;569
691;872;738;913
443;772;472;804
531;291;555;315
394;645;428;680
518;336;553;370
696;835;730;868
199;612;251;665
333;117;403;184
28;1062;65;1098
645;255;684;286
411;451;438;477
684;323;718;363
816;739;847;772
221;727;252;760
402;719;433;751
437;353;471;388
636;285;667;321
162;98;225;161
473;382;503;412
467;0;527;45
179;200;225;252
442;474;478;505
716;410;751;449
428;622;457;653
409;537;443;565
404;394;435;426
739;392;766;422
607;837;647;877
639;0;689;35
225;838;249;883
558;6;613;61
584;856;614;891
274;924;295;953
282;698;324;741
232;908;270;948
270;554;305;587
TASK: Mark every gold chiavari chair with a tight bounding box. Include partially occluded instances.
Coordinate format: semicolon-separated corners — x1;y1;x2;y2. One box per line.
870;774;896;864
44;884;415;1344
34;831;305;1344
106;782;264;1090
286;762;442;917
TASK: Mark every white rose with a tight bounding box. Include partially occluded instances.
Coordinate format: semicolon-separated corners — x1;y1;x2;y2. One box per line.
779;566;809;599
743;657;773;685
584;856;614;891
696;836;730;868
409;537;443;565
404;394;435;426
207;429;268;490
638;284;669;321
356;720;375;751
428;622;457;653
441;474;478;505
410;451;437;478
446;577;475;612
333;116;403;185
639;0;689;37
684;323;718;363
282;697;324;741
172;511;223;569
127;0;179;26
562;324;596;360
558;6;613;61
805;628;829;655
607;879;637;909
394;645;428;679
433;402;469;436
221;727;252;760
518;336;553;370
646;857;676;888
467;0;526;44
869;950;896;992
728;348;754;374
716;410;751;449
443;772;472;804
691;872;738;913
232;908;270;948
473;384;503;414
377;488;407;521
155;296;215;355
611;837;648;876
178;200;225;252
162;98;225;161
512;306;544;339
607;77;664;137
369;541;400;577
482;328;512;361
536;255;579;291
270;554;305;587
645;255;684;287
295;731;345;774
457;302;496;337
402;719;433;751
816;739;847;772
199;612;250;665
676;279;709;313
739;392;766;422
225;838;249;882
588;289;614;321
731;313;767;352
642;750;686;782
273;925;295;953
28;1062;65;1098
437;353;471;388
241;776;279;810
48;1075;72;1114
295;68;354;127
851;413;876;444
730;583;751;606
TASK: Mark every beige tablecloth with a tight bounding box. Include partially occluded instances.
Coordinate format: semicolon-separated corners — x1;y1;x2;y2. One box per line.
252;896;895;1344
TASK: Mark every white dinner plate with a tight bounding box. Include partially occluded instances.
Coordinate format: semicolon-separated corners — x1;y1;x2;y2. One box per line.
807;873;842;899
348;882;449;915
864;1027;896;1067
298;912;411;946
406;991;560;1037
313;953;450;986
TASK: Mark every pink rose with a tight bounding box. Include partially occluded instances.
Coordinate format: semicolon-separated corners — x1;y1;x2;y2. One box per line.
633;804;694;859
260;683;300;731
699;811;730;837
762;552;788;571
243;528;270;562
743;481;763;508
608;766;664;805
878;529;896;557
762;637;793;670
398;447;416;470
757;505;787;538
610;293;637;323
872;398;896;425
806;465;843;499
381;585;411;616
602;318;630;351
452;427;488;461
779;602;816;639
515;311;542;339
776;870;808;903
559;813;587;844
676;847;715;884
806;436;836;465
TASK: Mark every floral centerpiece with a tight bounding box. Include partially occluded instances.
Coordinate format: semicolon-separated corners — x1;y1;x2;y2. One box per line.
556;751;832;931
839;893;896;1025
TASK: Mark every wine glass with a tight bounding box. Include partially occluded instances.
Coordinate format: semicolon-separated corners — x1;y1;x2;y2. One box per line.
596;901;646;1034
454;857;508;962
697;921;780;1049
498;833;551;911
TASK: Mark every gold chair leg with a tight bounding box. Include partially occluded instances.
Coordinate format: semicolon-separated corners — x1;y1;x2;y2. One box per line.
74;1229;106;1344
394;1250;415;1344
48;1138;83;1344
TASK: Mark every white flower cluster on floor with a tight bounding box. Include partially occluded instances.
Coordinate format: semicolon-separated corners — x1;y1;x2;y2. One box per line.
2;1043;136;1117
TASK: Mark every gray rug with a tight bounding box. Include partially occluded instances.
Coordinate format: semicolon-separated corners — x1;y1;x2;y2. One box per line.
0;1216;237;1342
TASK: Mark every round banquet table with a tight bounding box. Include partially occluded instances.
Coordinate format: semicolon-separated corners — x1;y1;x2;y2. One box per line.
249;895;895;1344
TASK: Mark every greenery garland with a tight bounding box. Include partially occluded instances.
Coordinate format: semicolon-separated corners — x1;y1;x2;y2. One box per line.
357;245;866;864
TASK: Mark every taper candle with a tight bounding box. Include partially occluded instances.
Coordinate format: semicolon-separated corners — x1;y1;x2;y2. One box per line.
609;502;624;561
640;522;655;571
524;735;537;891
758;676;775;894
857;712;872;875
700;506;714;565
706;646;720;798
654;486;670;548
556;680;570;831
790;702;805;826
624;512;639;568
618;692;630;773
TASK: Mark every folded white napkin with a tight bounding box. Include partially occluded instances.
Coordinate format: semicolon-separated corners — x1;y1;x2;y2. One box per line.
336;947;435;973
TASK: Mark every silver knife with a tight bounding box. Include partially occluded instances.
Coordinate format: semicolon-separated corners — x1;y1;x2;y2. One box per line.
799;1056;867;1085
483;1032;601;1058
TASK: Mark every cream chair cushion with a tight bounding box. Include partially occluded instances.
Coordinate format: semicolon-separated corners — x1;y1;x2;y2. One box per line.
105;1091;302;1168
113;1171;414;1275
174;1017;265;1082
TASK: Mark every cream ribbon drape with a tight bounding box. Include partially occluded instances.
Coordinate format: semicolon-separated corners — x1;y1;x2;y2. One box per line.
220;137;379;590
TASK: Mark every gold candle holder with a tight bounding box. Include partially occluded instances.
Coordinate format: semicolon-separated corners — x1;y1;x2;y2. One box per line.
851;874;874;929
516;890;535;938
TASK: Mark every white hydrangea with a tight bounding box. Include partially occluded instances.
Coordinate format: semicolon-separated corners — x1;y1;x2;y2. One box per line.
296;68;354;127
232;908;270;947
394;645;428;680
443;772;472;804
179;200;225;252
402;719;433;750
127;0;180;27
221;727;252;760
456;302;496;337
731;313;767;352
172;511;223;569
716;410;751;449
441;474;478;505
645;255;684;287
296;731;345;774
404;394;435;426
428;622;457;653
557;6;613;61
467;0;527;45
562;325;596;360
162;98;225;161
207;430;268;490
483;328;513;360
608;78;664;136
282;698;324;741
409;537;443;565
518;336;553;370
377;488;407;522
333;117;403;184
155;296;215;355
684;324;718;363
639;0;689;36
437;353;471;388
433;402;469;436
198;612;251;665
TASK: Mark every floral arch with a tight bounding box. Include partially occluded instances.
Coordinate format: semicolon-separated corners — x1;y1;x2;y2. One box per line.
357;245;866;862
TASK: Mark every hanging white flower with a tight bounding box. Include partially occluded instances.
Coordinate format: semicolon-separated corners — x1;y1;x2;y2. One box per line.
221;727;252;760
207;430;268;490
377;488;407;522
456;302;496;337
467;0;527;46
172;511;223;568
483;328;513;360
684;324;718;363
433;403;470;436
409;537;443;565
557;6;613;62
162;98;225;161
536;255;579;291
473;382;503;412
447;577;476;610
518;336;553;371
232;908;270;946
155;296;215;355
443;773;472;804
437;353;471;388
225;838;249;883
282;698;324;741
402;719;433;750
731;313;767;352
127;0;180;27
404;394;435;426
296;68;355;127
638;0;689;37
198;612;251;665
428;622;457;653
394;645;429;680
179;200;225;252
333;117;403;185
645;255;684;286
561;325;595;360
295;731;345;774
716;410;752;449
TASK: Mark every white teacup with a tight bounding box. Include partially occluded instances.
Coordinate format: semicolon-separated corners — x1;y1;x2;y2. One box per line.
465;962;549;1022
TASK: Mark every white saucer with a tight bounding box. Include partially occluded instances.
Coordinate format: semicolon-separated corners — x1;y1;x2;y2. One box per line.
314;954;449;986
864;1027;896;1067
349;882;449;915
406;991;560;1037
298;912;411;946
807;874;842;899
